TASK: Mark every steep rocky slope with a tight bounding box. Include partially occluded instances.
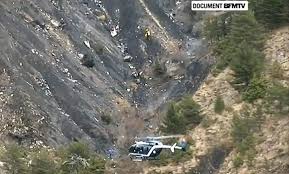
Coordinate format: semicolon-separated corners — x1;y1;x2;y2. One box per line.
144;27;289;174
0;0;211;154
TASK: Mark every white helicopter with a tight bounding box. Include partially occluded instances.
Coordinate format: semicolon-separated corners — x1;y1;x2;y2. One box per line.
128;135;188;161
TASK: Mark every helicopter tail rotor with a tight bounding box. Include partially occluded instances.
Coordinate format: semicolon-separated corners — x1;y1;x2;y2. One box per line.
170;143;177;153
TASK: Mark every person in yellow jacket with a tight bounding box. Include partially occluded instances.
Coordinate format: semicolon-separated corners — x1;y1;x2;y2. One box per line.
144;28;151;40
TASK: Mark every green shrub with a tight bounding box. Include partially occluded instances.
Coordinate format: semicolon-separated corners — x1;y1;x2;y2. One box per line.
62;142;91;159
231;107;262;167
101;113;112;125
1;144;29;174
270;61;283;79
242;77;267;103
176;96;202;125
162;97;202;134
266;83;289;115
30;150;58;174
230;43;264;89
233;155;244;168
0;143;106;174
214;96;225;114
162;103;186;134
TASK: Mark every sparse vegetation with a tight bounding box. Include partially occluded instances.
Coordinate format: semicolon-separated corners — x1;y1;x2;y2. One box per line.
266;83;289;115
231;107;263;168
1;144;29;174
270;61;284;79
150;148;193;167
0;142;106;174
233;155;244;168
214;95;225;114
153;59;166;75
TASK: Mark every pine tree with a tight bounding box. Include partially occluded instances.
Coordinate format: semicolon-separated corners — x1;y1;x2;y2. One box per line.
230;42;264;88
177;96;202;124
215;11;265;70
203;12;233;42
228;12;265;51
243;77;267;102
162;103;186;134
214;96;225;114
254;0;288;28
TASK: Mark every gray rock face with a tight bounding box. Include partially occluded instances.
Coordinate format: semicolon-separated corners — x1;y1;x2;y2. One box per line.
0;0;211;152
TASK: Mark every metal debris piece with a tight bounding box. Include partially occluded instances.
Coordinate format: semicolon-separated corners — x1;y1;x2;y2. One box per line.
84;40;91;49
123;55;133;62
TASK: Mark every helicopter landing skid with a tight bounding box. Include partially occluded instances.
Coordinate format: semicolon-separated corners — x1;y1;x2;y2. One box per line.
130;156;160;161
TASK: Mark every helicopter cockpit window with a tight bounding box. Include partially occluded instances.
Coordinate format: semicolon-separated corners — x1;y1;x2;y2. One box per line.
129;145;153;154
129;145;136;153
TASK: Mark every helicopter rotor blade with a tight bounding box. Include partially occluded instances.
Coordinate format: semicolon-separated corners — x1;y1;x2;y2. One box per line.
136;135;184;140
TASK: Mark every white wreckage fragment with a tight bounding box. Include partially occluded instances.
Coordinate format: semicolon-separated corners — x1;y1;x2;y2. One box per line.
84;40;91;49
51;19;61;28
110;25;119;37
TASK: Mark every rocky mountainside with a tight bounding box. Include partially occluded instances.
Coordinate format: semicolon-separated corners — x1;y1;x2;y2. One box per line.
0;0;211;153
144;27;289;174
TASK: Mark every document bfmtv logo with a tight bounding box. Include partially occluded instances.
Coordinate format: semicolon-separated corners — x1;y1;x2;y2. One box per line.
191;1;248;11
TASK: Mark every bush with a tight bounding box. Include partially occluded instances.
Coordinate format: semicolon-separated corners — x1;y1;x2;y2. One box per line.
30;150;58;174
81;54;95;68
231;107;262;167
153;59;166;75
162;103;186;134
176;96;202;125
230;43;264;89
266;83;289;114
270;61;283;79
1;144;29;174
233;155;244;168
0;143;106;174
214;96;225;114
242;77;267;103
101;113;112;125
162;97;202;134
